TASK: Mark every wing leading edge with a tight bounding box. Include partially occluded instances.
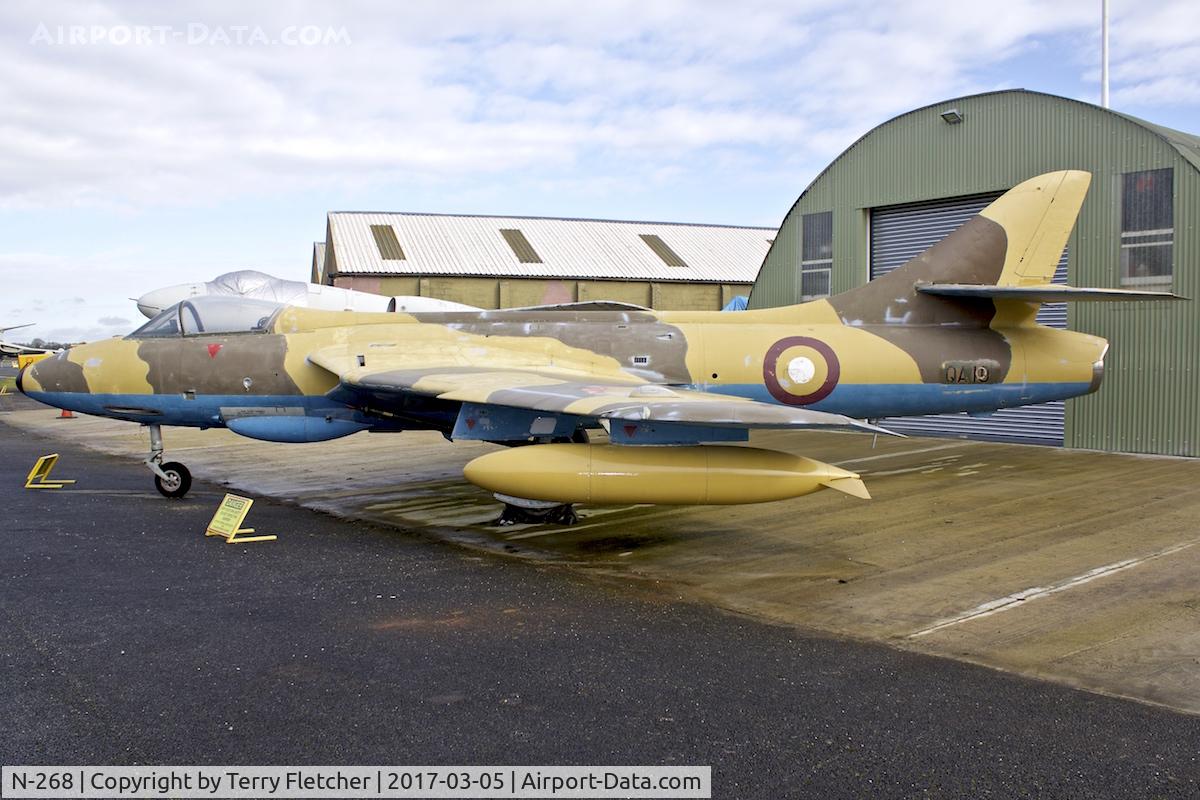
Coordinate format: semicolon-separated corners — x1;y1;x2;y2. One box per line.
307;347;896;438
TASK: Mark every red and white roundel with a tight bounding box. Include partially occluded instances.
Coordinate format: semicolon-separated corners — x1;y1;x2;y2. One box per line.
762;336;840;405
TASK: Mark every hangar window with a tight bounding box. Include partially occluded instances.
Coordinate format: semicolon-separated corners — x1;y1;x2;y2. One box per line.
500;228;543;263
370;224;406;260
640;234;688;268
1120;168;1173;288
801;211;832;300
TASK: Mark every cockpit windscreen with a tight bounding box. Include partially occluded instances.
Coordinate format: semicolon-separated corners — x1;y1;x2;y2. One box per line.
127;297;283;338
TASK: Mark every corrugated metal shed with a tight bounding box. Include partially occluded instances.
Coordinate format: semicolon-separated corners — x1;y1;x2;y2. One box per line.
326;213;774;283
748;89;1198;457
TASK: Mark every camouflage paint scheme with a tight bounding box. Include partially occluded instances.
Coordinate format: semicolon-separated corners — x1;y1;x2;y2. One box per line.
19;172;1130;505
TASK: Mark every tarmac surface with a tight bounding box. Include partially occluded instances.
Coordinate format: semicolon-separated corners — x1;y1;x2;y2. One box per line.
4;405;1200;796
7;396;1200;717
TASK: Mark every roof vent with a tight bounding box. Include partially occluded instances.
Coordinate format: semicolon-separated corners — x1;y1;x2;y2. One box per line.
370;225;406;260
500;228;543;264
639;234;688;268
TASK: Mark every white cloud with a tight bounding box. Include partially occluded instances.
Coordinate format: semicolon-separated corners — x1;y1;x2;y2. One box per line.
0;250;163;342
2;0;1200;338
1091;1;1200;107
6;0;1193;212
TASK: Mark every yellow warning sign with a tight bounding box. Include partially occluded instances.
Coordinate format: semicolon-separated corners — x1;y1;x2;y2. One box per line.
205;493;276;543
25;454;76;489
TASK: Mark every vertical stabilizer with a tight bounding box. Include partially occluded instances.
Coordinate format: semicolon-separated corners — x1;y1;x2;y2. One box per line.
826;170;1091;328
979;170;1091;287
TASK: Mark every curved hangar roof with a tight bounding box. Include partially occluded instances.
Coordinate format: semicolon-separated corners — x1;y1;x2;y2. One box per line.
784;88;1200;217
325;212;775;284
749;88;1200;309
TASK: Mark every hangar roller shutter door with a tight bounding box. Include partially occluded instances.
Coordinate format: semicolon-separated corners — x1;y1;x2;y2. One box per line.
869;193;1068;445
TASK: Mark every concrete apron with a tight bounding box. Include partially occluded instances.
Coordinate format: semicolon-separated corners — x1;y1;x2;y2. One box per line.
5;407;1200;715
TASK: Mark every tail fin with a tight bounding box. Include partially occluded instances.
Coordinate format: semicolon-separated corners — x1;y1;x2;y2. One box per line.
980;170;1091;287
915;172;1182;306
827;170;1092;327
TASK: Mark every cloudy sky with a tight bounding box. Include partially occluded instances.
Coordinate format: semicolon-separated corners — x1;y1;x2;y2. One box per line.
1;0;1198;343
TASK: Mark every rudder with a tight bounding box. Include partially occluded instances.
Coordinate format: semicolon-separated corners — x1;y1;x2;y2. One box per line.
978;170;1090;287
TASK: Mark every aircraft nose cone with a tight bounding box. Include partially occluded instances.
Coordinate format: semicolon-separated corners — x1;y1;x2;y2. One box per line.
136;288;176;317
136;288;175;318
19;352;86;395
137;283;206;318
16;358;45;395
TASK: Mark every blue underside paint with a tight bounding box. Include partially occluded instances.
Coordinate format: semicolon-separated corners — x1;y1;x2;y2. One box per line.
23;392;356;429
692;381;1094;418
26;380;1093;438
225;415;371;443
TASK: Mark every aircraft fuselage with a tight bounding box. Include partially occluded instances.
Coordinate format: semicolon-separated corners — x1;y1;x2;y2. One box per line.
19;303;1106;440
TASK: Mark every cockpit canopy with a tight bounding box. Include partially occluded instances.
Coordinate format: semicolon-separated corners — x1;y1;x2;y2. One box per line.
128;296;283;338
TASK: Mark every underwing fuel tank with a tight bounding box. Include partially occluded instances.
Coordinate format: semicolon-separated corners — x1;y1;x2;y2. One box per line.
463;444;870;506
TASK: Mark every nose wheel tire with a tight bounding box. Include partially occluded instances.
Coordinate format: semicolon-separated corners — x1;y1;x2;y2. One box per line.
154;461;192;498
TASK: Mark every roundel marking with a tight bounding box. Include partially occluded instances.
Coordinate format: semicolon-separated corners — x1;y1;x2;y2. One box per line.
787;356;816;385
763;336;840;405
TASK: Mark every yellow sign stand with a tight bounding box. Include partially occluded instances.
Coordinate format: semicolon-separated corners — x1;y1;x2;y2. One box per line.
25;454;76;489
205;493;276;543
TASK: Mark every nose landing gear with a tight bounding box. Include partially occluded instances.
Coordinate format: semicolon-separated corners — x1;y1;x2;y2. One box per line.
145;423;192;498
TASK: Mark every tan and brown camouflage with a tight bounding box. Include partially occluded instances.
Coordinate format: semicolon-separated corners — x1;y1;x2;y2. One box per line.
19;171;1175;506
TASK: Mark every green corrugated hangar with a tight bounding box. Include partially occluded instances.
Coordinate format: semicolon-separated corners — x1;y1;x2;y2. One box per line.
749;89;1198;457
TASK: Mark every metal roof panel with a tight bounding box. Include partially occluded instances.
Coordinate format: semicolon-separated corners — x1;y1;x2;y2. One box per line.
326;213;773;282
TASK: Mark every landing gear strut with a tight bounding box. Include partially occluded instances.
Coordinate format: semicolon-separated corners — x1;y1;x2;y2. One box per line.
491;494;578;526
145;423;192;498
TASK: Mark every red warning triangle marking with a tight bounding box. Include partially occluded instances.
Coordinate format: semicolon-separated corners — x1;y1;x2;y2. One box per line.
207;344;222;358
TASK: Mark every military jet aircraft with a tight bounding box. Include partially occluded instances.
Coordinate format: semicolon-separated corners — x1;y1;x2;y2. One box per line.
136;269;478;318
18;171;1179;516
0;324;61;358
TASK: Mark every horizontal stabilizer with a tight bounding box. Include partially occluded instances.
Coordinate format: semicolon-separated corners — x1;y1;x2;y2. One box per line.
915;283;1187;303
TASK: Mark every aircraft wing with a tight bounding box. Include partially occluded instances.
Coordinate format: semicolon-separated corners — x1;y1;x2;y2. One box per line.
0;325;52;357
0;341;57;357
308;347;893;436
